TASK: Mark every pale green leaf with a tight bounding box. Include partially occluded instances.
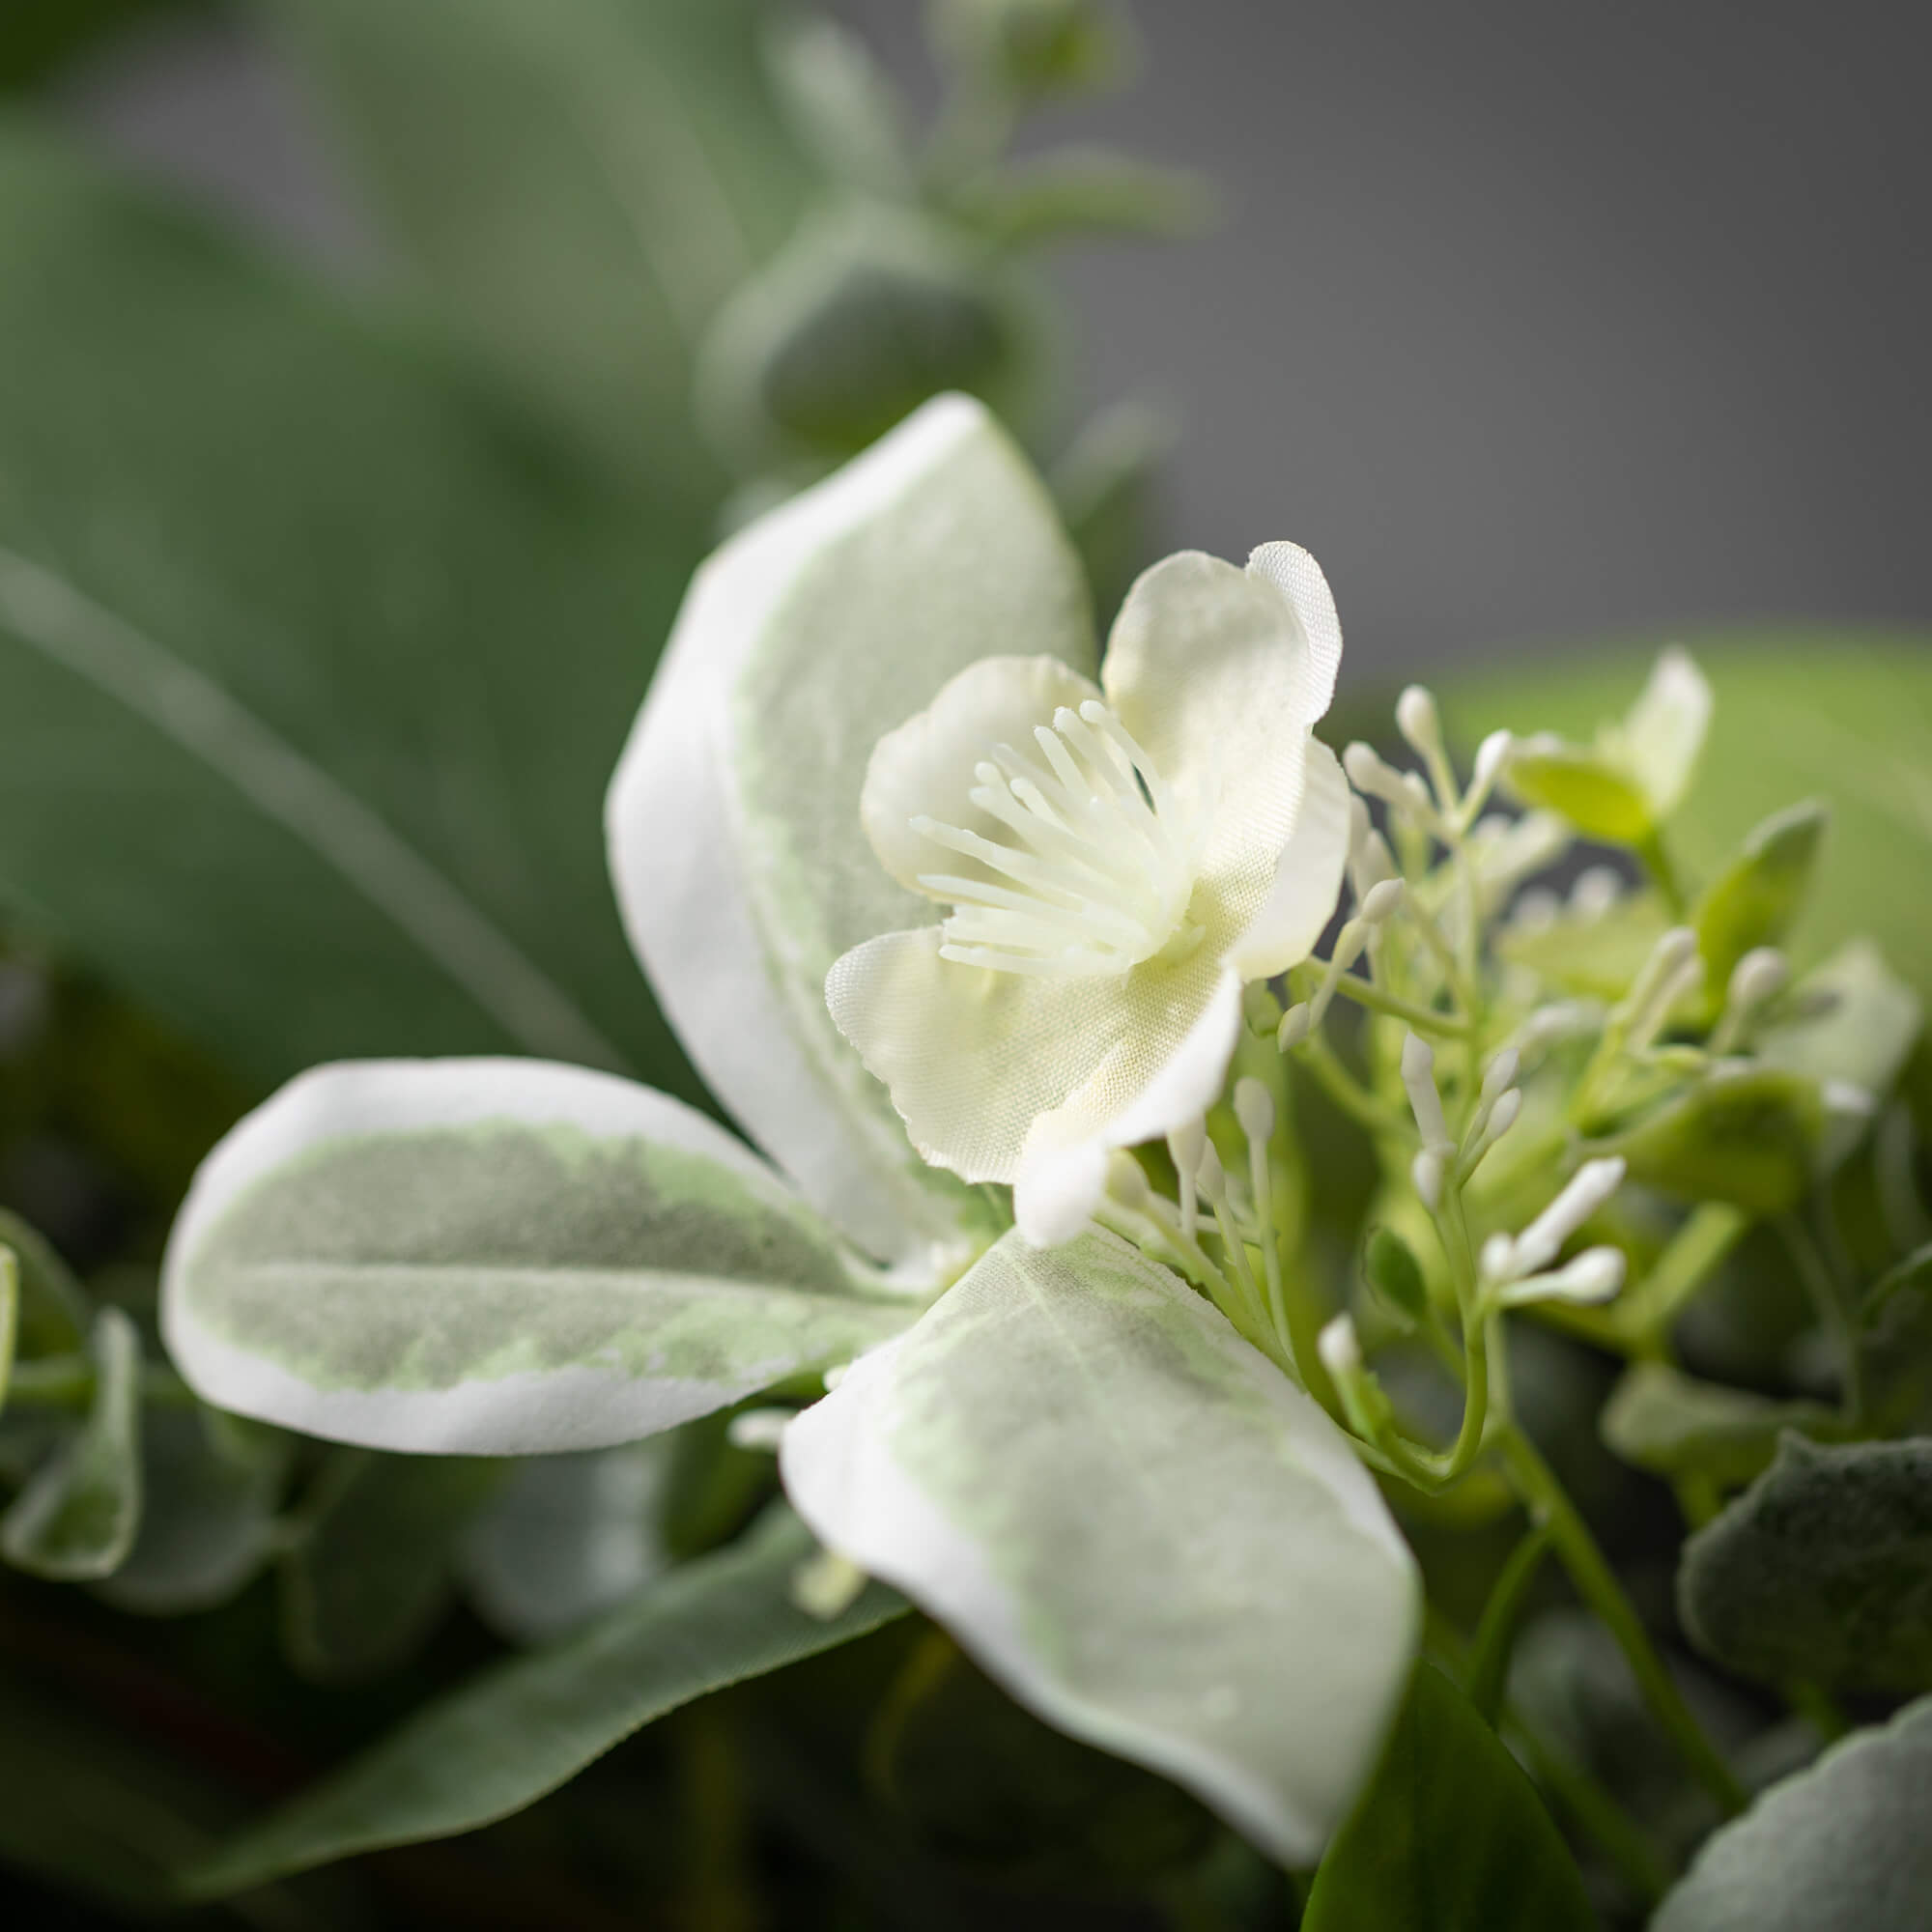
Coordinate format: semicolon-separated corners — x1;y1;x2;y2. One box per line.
1600;1361;1836;1490
1679;1435;1932;1691
283;1449;503;1682
1505;744;1655;842
0;128;706;1090
270;0;810;490
1692;801;1827;995
765;16;912;199
780;1229;1421;1866
459;1440;674;1645
1301;1664;1594;1932
163;1058;921;1454
1653;1695;1932;1932
609;393;1091;1267
185;1504;905;1895
94;1406;293;1616
1601;1067;1824;1213
1757;940;1922;1100
0;1306;141;1579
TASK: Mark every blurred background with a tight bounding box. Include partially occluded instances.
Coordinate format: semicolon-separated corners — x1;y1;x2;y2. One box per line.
41;0;1932;669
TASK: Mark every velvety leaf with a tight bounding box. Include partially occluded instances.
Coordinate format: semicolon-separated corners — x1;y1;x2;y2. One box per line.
0;1306;141;1579
1600;1361;1836;1490
1602;1067;1824;1213
94;1406;292;1616
186;1504;905;1894
162;1058;918;1454
1442;639;1932;1008
781;1229;1421;1866
459;1440;674;1645
1301;1663;1594;1932
0;127;700;1090
1678;1435;1932;1691
609;393;1091;1267
282;1449;503;1683
1692;801;1826;994
270;0;810;490
0;1204;89;1356
1652;1695;1932;1932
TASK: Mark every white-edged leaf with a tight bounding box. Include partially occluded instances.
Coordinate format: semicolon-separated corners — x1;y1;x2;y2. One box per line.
780;1229;1421;1866
1653;1695;1932;1932
162;1058;921;1454
1;1306;141;1579
608;393;1093;1268
459;1440;675;1645
185;1503;905;1895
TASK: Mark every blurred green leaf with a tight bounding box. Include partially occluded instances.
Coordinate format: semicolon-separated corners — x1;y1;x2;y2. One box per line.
1301;1663;1595;1932
1758;941;1922;1101
952;147;1211;246
0;1204;89;1355
0;1244;15;1410
1505;742;1655;843
1497;890;1670;1003
1050;398;1170;626
1600;1360;1836;1490
188;1503;905;1895
1692;801;1826;997
0;1305;141;1578
1653;1695;1932;1932
1363;1223;1429;1326
930;0;1132;101
281;1450;502;1683
95;1405;292;1616
0;0;207;91
1679;1435;1932;1692
269;0;810;492
1442;639;1932;1008
1602;1067;1824;1214
0;126;705;1093
765;14;912;199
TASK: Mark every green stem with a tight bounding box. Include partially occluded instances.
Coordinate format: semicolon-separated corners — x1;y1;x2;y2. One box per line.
1325;973;1471;1037
1635;828;1688;919
1295;1032;1412;1139
1511;1721;1675;1908
1465;1524;1552;1724
1496;1424;1747;1817
1617;1204;1750;1347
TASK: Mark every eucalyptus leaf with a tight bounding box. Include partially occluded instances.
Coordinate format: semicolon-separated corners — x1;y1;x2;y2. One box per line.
163;1058;920;1455
1602;1067;1824;1213
1678;1434;1932;1691
0;1305;141;1579
459;1439;674;1645
1652;1695;1932;1932
781;1229;1421;1867
609;392;1090;1267
282;1448;503;1683
1692;801;1826;995
269;0;810;490
1300;1664;1594;1932
0;126;699;1091
94;1405;293;1617
186;1504;905;1895
1600;1361;1837;1490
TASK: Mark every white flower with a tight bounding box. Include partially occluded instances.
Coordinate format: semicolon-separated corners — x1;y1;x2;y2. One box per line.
825;543;1351;1243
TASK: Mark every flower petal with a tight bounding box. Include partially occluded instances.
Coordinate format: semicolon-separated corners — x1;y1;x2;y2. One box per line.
827;927;1231;1191
1225;738;1350;980
780;1229;1421;1866
608;395;1093;1268
1624;646;1712;818
1102;546;1341;940
162;1059;919;1454
861;654;1101;896
1244;540;1343;722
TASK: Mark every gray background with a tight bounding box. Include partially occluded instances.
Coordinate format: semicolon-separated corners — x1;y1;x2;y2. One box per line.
53;0;1932;677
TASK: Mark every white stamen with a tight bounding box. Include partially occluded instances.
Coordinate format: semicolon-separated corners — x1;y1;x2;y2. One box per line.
1318;1312;1362;1378
1512;1156;1626;1277
1499;1245;1626;1307
1401;1033;1452;1151
1234;1077;1276;1148
1411;1148;1444;1210
1480;1047;1521;1110
916;698;1203;977
1471;730;1515;796
1361;877;1406;924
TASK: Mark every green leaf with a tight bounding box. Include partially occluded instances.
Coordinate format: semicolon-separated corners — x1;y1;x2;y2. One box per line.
764;16;912;199
282;1448;503;1682
1504;743;1655;842
0;1204;88;1356
1678;1435;1932;1691
609;393;1091;1267
1496;888;1672;1002
952;148;1212;247
781;1229;1421;1867
1301;1663;1595;1932
1652;1695;1932;1932
186;1503;905;1894
930;0;1132;100
459;1440;674;1645
269;0;810;491
1441;638;1932;1009
0;1244;14;1411
1364;1224;1429;1325
162;1059;920;1454
1600;1361;1837;1490
0;126;700;1091
94;1406;292;1617
696;201;1037;466
1692;801;1827;996
0;1306;141;1578
1758;940;1922;1101
1602;1067;1825;1213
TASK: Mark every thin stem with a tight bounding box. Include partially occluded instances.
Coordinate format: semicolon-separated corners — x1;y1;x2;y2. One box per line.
1324;972;1471;1037
1294;1032;1411;1139
1497;1424;1747;1817
1465;1524;1552;1724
